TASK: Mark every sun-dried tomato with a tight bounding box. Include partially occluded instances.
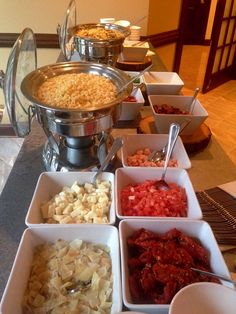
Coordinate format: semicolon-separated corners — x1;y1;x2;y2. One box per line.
127;228;219;304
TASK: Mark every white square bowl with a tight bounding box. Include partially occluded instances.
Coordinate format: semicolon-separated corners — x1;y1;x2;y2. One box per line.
121;134;191;169
25;171;116;227
115;167;202;219
121;41;149;62
149;95;208;135
0;225;122;314
119;87;145;120
143;72;184;95
119;219;233;314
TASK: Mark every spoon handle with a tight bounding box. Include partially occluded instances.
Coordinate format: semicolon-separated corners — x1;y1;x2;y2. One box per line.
118;64;153;94
92;137;123;184
189;87;200;114
161;123;180;180
191;267;236;285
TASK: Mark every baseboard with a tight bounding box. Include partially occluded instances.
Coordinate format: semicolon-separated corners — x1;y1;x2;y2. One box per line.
141;30;180;48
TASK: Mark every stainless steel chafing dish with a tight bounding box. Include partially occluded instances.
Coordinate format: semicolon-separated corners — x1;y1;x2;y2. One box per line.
21;61;132;137
0;26;132;171
57;0;130;65
70;23;130;65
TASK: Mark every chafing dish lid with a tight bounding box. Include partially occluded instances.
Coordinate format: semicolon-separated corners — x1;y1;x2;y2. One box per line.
1;28;37;137
57;0;76;61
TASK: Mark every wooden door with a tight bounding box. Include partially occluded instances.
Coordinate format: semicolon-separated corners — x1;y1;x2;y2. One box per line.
182;0;211;45
202;0;236;93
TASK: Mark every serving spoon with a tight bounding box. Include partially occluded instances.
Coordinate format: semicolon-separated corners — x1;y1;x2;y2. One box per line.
117;63;153;95
66;279;92;294
191;267;236;285
155;123;180;190
148;119;189;163
92;137;123;185
189;87;200;114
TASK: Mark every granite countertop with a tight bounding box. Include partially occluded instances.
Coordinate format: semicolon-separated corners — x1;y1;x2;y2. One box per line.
0;121;45;298
1;117;236;299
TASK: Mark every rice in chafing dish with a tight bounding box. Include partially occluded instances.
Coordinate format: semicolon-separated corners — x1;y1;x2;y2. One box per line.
75;27;124;40
36;73;117;109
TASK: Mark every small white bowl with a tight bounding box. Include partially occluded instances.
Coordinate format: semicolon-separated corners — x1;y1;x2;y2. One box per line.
119;219;233;314
115;167;202;219
149;95;208;135
0;225;122;314
100;17;115;24
169;282;236;314
119;87;145;120
121;41;149;62
115;20;131;28
25;171;116;227
121;134;191;169
143;71;184;95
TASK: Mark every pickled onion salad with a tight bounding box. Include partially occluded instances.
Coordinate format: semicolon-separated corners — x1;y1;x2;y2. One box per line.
126;148;178;167
120;179;187;217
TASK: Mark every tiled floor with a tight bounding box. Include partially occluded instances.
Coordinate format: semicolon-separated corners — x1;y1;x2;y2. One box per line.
179;45;236;166
0;45;235;194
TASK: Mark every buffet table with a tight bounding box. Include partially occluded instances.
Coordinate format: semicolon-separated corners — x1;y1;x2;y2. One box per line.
1;52;236;300
1;116;236;299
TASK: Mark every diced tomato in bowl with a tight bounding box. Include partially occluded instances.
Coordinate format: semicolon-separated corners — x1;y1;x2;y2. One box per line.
115;168;202;220
120;180;187;217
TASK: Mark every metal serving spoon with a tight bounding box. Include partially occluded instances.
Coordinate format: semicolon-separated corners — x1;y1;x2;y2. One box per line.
189;87;200;114
155;123;180;190
148;120;190;163
117;63;153;95
66;279;92;294
92;137;123;185
191;267;236;285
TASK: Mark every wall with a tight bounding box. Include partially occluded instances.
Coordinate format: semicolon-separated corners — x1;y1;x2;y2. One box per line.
0;0;149;33
155;44;177;72
147;0;182;71
147;0;181;35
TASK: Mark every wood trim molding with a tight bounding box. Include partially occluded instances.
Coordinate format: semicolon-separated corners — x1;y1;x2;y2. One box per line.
141;30;180;48
0;30;179;49
0;33;59;48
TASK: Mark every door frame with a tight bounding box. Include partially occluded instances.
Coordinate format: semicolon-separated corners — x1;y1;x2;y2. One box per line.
202;0;236;93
